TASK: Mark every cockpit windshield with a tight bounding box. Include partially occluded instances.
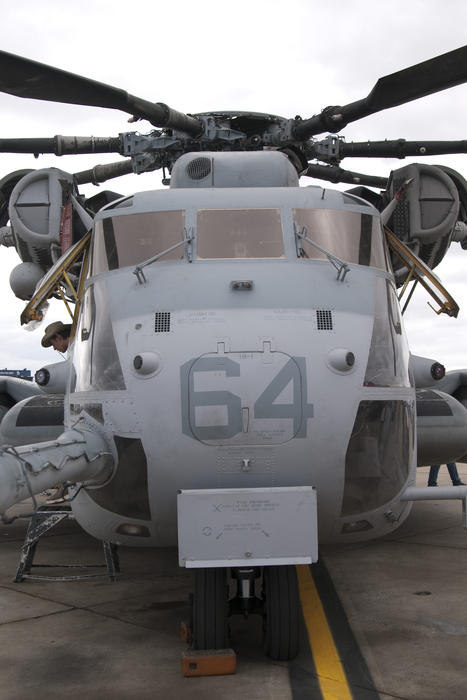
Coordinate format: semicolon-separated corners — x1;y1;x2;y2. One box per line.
91;210;185;275
196;208;284;259
293;209;389;271
89;206;389;273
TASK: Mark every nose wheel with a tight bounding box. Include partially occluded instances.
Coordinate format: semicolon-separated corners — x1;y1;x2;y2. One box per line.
190;564;299;661
192;567;229;650
263;565;300;660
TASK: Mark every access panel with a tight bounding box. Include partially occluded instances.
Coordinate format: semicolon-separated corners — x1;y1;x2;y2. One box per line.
181;352;314;446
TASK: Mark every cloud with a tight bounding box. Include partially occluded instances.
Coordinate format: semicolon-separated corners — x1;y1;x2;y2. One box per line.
0;0;466;372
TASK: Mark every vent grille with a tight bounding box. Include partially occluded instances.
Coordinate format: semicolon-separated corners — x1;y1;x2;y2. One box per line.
154;312;171;333
316;309;333;330
186;156;212;181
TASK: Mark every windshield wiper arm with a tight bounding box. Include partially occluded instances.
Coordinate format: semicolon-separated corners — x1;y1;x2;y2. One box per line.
294;224;350;281
133;227;194;284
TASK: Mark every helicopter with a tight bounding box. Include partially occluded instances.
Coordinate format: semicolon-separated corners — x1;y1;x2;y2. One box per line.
0;45;466;662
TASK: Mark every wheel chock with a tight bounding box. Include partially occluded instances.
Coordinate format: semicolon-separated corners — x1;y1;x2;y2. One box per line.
181;649;237;677
180;621;191;644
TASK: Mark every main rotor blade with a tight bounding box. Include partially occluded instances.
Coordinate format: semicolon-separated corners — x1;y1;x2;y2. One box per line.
0;51;202;136
340;139;467;159
74;160;134;185
304;164;388;188
0;136;122;155
294;45;467;139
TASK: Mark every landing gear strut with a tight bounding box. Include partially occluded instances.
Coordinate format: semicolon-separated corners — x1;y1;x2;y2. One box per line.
230;566;262;615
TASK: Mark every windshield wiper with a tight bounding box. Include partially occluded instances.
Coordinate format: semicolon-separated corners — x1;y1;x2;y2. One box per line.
294;223;350;281
133;227;194;284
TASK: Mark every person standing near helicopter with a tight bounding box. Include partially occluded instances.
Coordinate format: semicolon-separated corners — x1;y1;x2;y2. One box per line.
40;321;72;503
428;463;466;486
41;321;72;354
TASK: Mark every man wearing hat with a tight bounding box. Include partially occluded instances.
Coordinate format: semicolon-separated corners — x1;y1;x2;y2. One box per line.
40;321;72;504
41;321;72;354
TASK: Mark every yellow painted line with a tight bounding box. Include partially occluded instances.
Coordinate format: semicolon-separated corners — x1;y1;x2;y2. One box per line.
296;565;353;700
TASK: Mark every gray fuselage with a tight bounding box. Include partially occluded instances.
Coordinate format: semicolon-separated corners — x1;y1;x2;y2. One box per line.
68;183;415;547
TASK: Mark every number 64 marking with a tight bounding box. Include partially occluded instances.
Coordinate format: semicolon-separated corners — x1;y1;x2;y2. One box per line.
180;356;313;441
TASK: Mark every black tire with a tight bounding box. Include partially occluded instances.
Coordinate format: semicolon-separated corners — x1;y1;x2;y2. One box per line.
263;565;300;660
192;567;229;650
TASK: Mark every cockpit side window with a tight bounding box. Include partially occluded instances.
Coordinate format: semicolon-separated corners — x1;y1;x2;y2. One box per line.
342;399;414;516
293;209;388;271
364;278;411;388
91;210;186;274
73;280;126;392
196;208;284;259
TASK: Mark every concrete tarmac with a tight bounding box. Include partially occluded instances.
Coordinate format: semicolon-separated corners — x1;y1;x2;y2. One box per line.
0;465;466;700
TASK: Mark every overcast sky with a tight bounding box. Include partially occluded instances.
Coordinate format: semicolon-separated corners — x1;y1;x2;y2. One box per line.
0;0;466;374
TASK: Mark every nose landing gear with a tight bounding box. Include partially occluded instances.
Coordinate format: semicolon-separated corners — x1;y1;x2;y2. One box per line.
190;564;300;661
